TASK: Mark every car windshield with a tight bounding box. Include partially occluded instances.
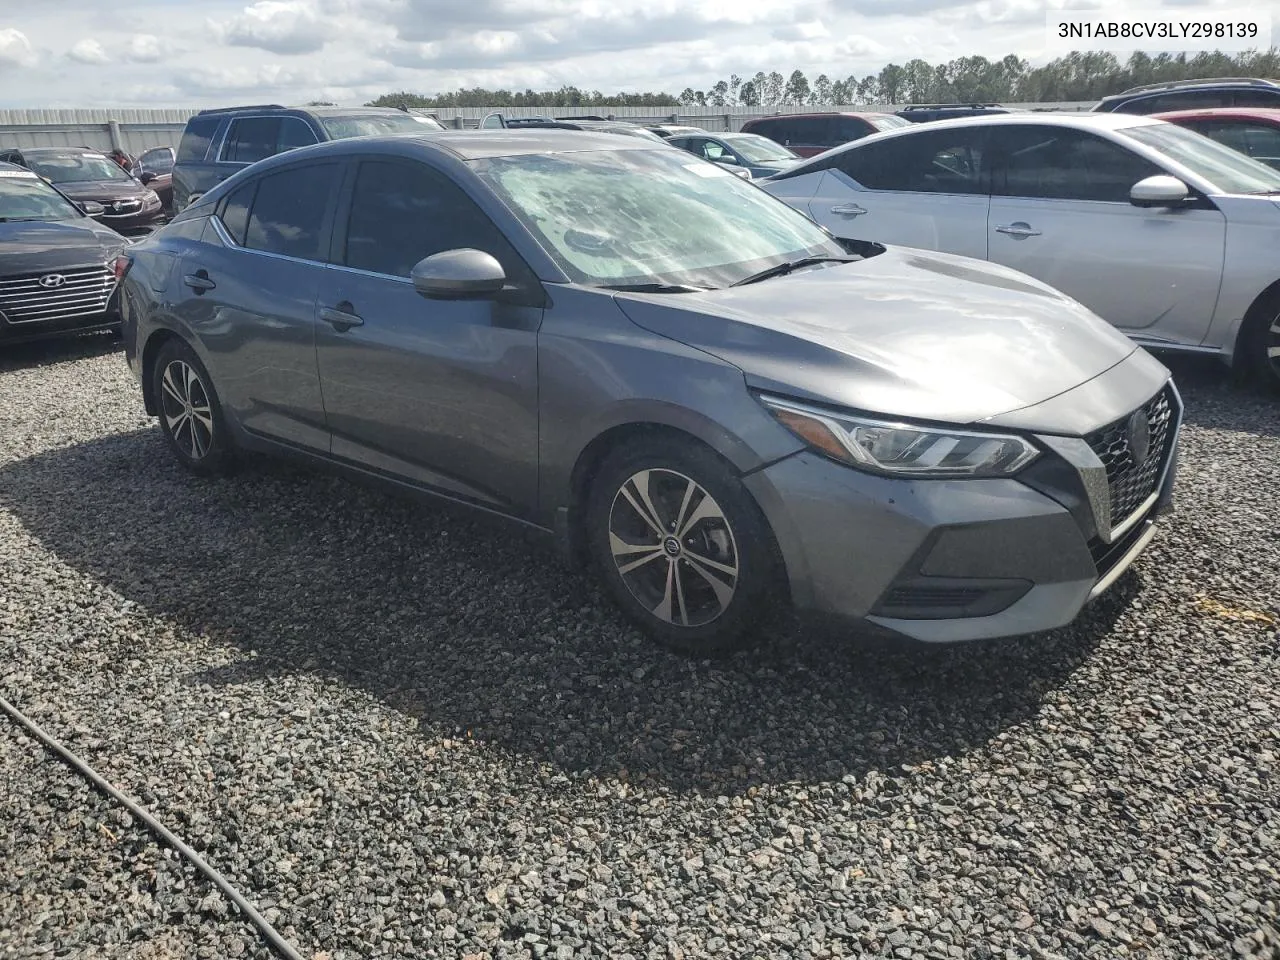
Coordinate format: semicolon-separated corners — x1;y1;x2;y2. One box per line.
27;152;130;184
1121;121;1280;194
0;172;81;221
869;115;912;131
473;147;846;288
320;114;445;138
723;134;797;162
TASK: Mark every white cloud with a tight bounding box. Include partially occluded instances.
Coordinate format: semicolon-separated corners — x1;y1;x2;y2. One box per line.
68;39;110;64
125;34;164;62
0;28;37;70
214;0;333;54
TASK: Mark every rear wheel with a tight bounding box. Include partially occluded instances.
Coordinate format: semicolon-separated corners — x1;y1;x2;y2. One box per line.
152;339;234;475
585;438;779;656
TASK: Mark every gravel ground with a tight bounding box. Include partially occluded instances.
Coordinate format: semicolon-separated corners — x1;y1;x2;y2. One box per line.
1;334;1278;960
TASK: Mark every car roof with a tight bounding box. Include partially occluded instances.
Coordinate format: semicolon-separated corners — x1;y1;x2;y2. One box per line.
746;111;896;121
1151;107;1280;123
13;146;108;156
0;159;35;172
264;129;668;164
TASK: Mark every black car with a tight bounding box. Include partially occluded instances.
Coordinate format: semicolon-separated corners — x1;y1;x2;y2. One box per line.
171;104;446;213
895;103;1010;123
0;147;166;235
1092;77;1280;114
0;162;128;345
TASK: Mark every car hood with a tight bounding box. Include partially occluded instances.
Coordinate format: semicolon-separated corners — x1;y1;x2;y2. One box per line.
613;246;1138;426
0;219;127;275
52;179;148;202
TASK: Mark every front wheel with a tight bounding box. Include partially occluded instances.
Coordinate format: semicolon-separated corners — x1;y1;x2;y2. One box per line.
1243;300;1280;393
585;438;780;656
152;338;234;475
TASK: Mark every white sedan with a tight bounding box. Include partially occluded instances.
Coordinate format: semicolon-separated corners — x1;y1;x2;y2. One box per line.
762;112;1280;390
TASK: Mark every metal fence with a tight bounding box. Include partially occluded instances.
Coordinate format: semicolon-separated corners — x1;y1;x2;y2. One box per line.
0;102;1097;152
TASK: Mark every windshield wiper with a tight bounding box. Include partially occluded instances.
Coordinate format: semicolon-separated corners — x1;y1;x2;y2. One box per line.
731;256;856;287
600;282;710;294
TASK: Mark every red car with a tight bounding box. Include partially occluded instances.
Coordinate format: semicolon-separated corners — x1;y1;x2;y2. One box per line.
1151;107;1280;171
739;112;910;158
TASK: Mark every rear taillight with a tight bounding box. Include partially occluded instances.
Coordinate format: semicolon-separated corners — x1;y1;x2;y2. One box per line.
113;255;133;280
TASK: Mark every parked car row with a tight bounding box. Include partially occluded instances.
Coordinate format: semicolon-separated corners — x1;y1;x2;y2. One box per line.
0;146;167;234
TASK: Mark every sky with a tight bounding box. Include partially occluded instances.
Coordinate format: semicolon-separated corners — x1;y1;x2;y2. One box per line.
0;0;1276;108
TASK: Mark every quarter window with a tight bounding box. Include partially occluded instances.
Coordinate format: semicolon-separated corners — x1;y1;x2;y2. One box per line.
342;160;527;281
831;128;989;194
242;163;339;260
991;127;1161;203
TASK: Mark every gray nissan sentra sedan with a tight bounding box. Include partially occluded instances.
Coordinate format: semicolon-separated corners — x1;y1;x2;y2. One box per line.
118;130;1181;655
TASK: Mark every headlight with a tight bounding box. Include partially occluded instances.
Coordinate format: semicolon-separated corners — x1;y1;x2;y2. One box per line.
759;394;1039;478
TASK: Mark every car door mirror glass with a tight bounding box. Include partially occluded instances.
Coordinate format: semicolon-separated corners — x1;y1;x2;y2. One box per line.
411;249;507;299
1129;174;1189;207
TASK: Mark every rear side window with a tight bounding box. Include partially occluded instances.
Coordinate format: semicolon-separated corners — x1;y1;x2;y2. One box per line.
743;118;778;140
1120;91;1231;114
775;117;829;146
218;181;255;245
177;115;221;164
342;159;527;281
829;117;871;144
244;163;340;260
832;128;989;194
223;117;281;164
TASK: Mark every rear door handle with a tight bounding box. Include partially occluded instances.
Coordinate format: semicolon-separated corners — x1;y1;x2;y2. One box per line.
995;222;1042;239
829;203;868;217
183;271;215;292
320;303;364;331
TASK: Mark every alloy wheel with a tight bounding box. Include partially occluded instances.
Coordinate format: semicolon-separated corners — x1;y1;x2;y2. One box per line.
607;468;739;628
1268;309;1280;382
159;359;214;461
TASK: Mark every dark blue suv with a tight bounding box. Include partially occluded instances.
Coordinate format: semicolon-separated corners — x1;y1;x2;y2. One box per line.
171;104;444;212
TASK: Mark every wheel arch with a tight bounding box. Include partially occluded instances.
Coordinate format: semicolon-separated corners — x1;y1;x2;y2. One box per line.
139;327;191;416
1233;277;1280;372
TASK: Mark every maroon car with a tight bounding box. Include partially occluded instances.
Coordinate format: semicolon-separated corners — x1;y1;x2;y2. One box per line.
0;146;165;235
132;146;176;213
1151;107;1280;171
739;112;911;157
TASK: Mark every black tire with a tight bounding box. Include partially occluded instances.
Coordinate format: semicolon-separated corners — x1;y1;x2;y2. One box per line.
1243;298;1280;393
152;338;234;475
585;437;780;656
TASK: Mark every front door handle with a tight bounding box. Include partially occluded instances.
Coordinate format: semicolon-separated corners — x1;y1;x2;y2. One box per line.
830;203;868;217
320;302;364;332
995;222;1042;239
183;270;215;293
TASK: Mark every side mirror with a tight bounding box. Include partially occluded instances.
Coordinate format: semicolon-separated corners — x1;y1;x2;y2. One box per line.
411;249;506;300
79;200;105;216
1130;175;1189;208
711;155;738;165
139;171;157;184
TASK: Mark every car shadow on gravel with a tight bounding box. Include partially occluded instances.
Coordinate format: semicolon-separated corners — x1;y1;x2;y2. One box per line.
1;428;1139;794
0;331;122;373
1162;355;1280;437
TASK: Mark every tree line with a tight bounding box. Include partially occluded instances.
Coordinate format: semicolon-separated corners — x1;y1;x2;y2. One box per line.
366;48;1279;109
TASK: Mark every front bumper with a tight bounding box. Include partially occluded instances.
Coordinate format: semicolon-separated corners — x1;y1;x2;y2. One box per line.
744;387;1180;643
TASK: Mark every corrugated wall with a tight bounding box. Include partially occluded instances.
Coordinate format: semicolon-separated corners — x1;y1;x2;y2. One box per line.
0;102;1095;151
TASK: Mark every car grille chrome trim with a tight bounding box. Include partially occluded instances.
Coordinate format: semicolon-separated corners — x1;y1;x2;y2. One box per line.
1084;383;1180;541
0;264;115;325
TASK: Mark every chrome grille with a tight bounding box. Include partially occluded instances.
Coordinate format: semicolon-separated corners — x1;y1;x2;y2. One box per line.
1085;386;1177;530
0;264;116;325
101;198;143;217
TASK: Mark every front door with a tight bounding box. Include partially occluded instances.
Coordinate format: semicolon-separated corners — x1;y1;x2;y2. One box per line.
315;158;543;518
985;124;1226;343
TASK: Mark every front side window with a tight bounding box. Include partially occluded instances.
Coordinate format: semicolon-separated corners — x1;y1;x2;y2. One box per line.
991;126;1159;202
277;117;319;152
25;152;131;184
223;117;281;164
342;160;526;280
834;128;989;195
473;147;846;288
0;171;83;221
139;147;175;175
218;181;255;245
1119;120;1280;194
1121;91;1230;114
241;163;339;260
829;117;872;144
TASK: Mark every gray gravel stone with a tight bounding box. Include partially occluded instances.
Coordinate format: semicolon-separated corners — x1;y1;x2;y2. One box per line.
1;339;1279;960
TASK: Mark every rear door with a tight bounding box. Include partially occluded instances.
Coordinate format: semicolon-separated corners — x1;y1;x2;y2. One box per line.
172;160;340;451
314;157;543;516
801;126;991;259
986;124;1226;341
171;114;222;210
